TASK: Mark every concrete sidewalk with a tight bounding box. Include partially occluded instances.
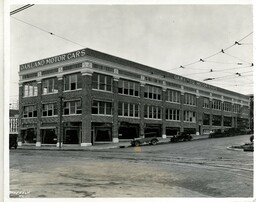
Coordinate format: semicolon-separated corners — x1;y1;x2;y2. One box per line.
15;134;209;151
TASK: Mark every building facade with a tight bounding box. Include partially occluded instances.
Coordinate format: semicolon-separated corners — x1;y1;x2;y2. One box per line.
9;109;19;135
18;48;250;147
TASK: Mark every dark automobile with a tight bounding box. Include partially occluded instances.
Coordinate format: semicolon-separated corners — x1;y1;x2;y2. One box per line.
9;134;18;149
250;135;254;143
131;132;159;147
170;132;192;142
131;137;159;147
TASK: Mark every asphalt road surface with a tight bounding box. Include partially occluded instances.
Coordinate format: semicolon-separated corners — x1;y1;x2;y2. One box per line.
9;135;253;198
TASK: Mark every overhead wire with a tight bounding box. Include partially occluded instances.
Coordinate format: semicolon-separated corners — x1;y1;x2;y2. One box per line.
10;4;34;16
11;16;86;48
183;64;253;76
167;31;253;72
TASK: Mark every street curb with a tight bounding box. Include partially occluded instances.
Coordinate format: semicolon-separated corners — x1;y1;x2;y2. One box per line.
14;136;210;151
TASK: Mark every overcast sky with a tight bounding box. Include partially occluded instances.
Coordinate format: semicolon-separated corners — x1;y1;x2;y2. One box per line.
9;3;253;102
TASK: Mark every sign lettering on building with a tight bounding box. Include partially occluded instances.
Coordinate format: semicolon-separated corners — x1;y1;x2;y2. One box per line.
173;75;217;91
20;49;87;71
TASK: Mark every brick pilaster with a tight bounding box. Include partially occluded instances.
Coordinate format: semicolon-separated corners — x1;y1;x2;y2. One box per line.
36;79;42;146
209;98;213;132
221;101;224;132
180;92;184;133
81;71;92;146
139;82;145;137
57;76;63;147
162;88;167;138
112;77;119;142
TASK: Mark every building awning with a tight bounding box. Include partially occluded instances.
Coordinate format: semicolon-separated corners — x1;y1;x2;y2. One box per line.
40;126;56;129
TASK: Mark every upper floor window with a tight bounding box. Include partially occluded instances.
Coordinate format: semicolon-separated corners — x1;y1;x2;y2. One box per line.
233;104;241;113
144;105;162;119
165;108;180;121
64;73;82;91
203;97;210;108
23;81;38;97
23;105;37;118
118;79;139;97
223;102;232;112
92;100;112;115
118;102;139;117
63;100;82;115
42;77;58;94
167;89;180;103
42;103;57;117
144;85;162;100
92;73;112;92
184;93;196;106
184;111;196;123
212;99;222;110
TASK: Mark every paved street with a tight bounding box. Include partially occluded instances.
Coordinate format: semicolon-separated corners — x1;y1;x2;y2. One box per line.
9;135;253;198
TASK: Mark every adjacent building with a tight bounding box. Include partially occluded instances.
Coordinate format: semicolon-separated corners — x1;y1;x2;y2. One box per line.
18;48;250;147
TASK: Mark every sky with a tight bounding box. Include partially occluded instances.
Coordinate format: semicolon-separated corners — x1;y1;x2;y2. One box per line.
9;3;254;103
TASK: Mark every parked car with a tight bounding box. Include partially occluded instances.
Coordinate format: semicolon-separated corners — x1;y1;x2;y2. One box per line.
131;132;159;147
170;132;192;143
250;135;254;143
9;134;18;149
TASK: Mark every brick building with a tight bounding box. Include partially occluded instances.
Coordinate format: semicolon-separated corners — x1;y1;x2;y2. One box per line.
18;48;250;147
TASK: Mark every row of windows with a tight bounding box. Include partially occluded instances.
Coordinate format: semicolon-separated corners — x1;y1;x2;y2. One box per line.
23;102;242;127
23;101;192;123
22;74;248;113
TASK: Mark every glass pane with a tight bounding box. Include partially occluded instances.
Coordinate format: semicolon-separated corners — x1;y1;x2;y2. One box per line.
99;75;105;90
129;104;134;117
135;105;139;117
99;102;105;114
29;85;33;96
106;103;112;115
124;103;128;116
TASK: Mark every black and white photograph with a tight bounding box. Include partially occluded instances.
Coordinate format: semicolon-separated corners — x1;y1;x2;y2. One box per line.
5;1;254;200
